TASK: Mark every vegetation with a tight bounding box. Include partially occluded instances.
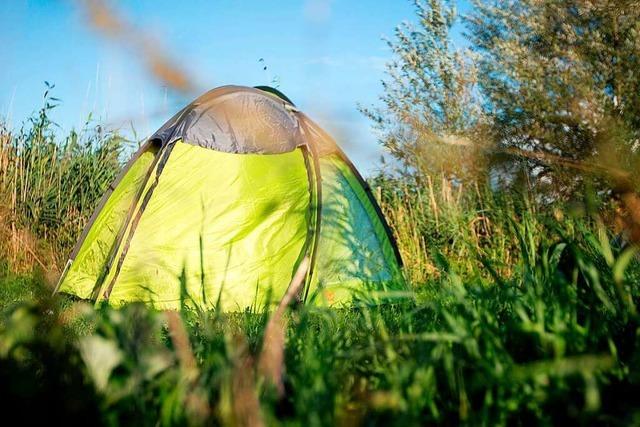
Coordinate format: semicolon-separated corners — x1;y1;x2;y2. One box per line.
2;1;640;425
2;101;640;424
2;167;640;425
0;83;125;274
365;0;640;193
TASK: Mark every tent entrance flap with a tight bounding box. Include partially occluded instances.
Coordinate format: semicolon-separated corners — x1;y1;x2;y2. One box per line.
105;142;311;311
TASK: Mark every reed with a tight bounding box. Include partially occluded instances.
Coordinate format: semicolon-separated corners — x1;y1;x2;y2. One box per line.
0;89;127;274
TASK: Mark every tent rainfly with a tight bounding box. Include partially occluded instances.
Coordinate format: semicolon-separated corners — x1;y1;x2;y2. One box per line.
55;86;404;311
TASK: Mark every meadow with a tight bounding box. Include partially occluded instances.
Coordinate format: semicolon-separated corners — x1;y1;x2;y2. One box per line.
0;94;639;426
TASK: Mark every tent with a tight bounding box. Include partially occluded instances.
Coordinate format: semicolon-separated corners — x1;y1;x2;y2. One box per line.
55;86;403;311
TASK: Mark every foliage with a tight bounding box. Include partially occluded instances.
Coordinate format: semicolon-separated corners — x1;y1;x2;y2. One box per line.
362;0;486;181
1;175;640;425
0;83;128;272
467;0;640;192
369;0;640;193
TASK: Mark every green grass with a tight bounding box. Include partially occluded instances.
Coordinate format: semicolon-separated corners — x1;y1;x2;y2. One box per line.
0;86;127;271
1;98;640;425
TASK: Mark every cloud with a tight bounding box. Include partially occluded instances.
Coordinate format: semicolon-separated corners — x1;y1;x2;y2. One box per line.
359;55;388;72
303;0;332;24
304;55;389;71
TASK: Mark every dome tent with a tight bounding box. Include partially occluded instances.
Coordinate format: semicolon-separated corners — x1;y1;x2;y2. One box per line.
55;86;403;311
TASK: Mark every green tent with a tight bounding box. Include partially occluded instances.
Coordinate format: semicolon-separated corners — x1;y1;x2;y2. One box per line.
55;86;403;311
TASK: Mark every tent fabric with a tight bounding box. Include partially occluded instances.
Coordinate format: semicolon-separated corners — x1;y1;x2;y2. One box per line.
306;154;403;305
150;86;305;154
56;85;404;311
103;142;310;310
296;112;342;157
58;146;159;299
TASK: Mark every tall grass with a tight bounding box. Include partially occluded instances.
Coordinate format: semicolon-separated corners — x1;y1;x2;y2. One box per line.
1;180;639;424
0;87;126;274
375;174;538;287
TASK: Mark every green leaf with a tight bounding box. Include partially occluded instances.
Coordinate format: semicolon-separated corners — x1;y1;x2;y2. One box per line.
78;335;123;392
613;246;637;284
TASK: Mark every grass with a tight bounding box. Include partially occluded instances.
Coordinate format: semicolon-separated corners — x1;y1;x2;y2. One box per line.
1;98;640;425
0;85;126;274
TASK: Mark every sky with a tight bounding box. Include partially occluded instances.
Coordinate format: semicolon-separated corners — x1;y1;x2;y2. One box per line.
0;0;470;174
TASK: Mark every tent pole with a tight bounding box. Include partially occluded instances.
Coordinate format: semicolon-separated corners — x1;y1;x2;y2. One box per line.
298;125;323;303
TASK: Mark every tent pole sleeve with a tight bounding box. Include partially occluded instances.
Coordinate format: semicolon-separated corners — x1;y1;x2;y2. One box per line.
297;113;403;268
100;141;177;301
298;121;323;303
53;140;158;296
87;142;164;301
70;140;154;261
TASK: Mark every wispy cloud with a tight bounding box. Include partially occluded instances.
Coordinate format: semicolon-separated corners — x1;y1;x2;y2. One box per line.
360;55;389;71
304;54;389;71
303;0;333;24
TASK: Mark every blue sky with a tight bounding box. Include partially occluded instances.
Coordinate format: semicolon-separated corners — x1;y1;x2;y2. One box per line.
1;0;470;174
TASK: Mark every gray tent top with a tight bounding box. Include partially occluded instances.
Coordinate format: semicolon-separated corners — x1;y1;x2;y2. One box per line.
151;85;312;154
